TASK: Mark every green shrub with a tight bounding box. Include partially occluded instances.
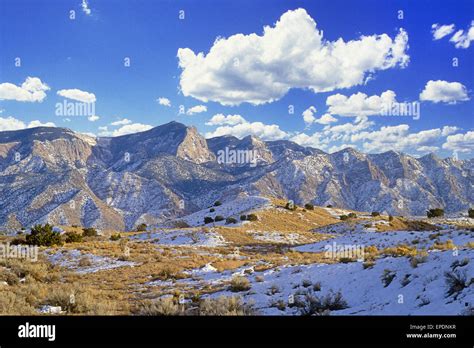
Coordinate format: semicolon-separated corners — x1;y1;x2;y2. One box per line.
247;214;258;221
109;233;121;241
445;270;468;298
400;274;411;287
410;255;428;268
304;203;314;210
214;215;224;222
451;258;470;270
210;208;215;213
313;282;322;291
381;269;396;287
136;297;184;316
326;204;333;208
198;296;255;316
65;232;83;243
468;208;474;218
293;290;348;315
204;217;214;224
172;220;190;228
267;284;280;295
363;261;375;269
388;215;394;222
339;257;355;263
225;217;237;224
136;223;147;232
339;215;349;221
214;201;222;207
10;237;25;245
240;215;247;221
285;201;296;211
427;208;444;218
348;212;357;218
371;211;380;217
25;224;63;247
82;227;98;237
270;299;287;311
229;276;251;292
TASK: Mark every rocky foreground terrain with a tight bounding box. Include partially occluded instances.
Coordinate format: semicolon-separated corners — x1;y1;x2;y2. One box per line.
0;199;472;315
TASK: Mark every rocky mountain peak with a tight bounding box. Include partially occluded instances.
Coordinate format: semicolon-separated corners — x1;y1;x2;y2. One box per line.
176;125;215;164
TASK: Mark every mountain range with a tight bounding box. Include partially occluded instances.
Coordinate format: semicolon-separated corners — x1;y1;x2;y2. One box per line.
0;121;472;230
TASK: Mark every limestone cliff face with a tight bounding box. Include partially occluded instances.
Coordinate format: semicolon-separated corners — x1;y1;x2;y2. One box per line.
176;126;215;164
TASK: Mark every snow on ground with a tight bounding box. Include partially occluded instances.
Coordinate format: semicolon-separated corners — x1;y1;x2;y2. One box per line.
149;222;472;315
294;227;472;253
38;305;63;314
131;228;226;247
46;249;137;274
185;263;217;275
147;264;257;287
205;248;474;315
174;196;270;227
247;230;308;244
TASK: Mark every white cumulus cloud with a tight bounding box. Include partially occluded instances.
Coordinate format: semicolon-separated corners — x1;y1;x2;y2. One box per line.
157;97;171;107
57;89;96;103
442;131;474;153
112;123;153;136
205;114;246;126
419;80;469;104
110;118;132;126
441;126;459;137
177;8;409;106
81;0;91;15
302;106;317;126
99;123;153;137
0;77;50;102
205;116;287;140
431;24;455;40
326;90;398;117
315;113;338;125
450;21;474;48
186;105;207;115
290;116;456;155
417;146;439;153
88;115;99;122
0;116;55;131
27;120;56;128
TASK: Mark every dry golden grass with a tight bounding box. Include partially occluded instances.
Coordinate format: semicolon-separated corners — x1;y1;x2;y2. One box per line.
211;198;337;247
134;297;185;316
248;198;339;232
198;296;255;315
229;276;251;292
466;241;474;249
381;244;419;257
375;217;439;232
430;239;457;251
0;256;124;315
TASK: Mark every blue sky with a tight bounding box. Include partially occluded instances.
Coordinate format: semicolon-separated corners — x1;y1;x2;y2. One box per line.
0;0;473;158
